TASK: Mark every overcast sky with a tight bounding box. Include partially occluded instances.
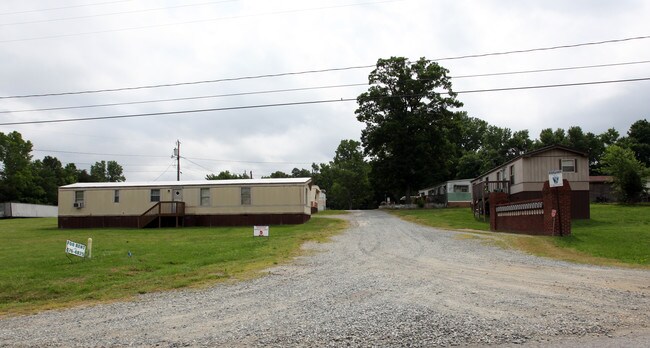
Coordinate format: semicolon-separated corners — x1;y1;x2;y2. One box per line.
1;0;649;181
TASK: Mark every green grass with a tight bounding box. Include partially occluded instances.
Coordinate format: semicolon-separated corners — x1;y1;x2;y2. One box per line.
316;209;350;216
556;204;650;264
0;217;347;316
388;205;649;267
389;207;490;231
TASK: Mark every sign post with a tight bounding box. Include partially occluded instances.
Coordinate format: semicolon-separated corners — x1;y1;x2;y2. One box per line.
548;170;564;236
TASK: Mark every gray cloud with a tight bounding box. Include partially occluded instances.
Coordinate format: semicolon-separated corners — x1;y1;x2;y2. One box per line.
2;0;649;181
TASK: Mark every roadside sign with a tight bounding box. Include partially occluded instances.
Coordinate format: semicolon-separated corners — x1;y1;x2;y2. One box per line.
254;225;269;237
549;170;563;187
65;240;86;258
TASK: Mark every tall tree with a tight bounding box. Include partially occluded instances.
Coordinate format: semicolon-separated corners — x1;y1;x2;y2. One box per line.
324;140;371;209
627;119;650;167
206;170;249;180
265;171;291;178
601;145;649;202
291;168;312;178
355;57;463;201
0;131;40;202
90;160;125;182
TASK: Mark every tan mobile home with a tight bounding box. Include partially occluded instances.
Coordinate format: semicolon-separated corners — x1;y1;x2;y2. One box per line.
471;145;590;219
58;178;313;228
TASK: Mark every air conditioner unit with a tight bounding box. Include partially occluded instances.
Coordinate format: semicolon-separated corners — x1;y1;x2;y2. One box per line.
73;202;84;208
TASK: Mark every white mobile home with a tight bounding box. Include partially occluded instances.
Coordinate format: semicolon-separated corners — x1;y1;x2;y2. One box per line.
58;178;313;228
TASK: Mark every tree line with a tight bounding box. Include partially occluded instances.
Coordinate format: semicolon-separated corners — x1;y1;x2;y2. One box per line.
207;57;649;208
4;57;649;208
0;131;125;205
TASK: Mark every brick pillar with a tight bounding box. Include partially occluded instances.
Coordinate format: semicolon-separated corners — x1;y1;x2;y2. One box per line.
542;179;572;236
489;192;509;231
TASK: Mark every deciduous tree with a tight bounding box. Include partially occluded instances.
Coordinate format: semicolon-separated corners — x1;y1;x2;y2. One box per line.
355;57;463;202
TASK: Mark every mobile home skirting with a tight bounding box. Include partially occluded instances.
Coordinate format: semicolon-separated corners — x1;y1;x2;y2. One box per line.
58;213;310;229
509;190;590;220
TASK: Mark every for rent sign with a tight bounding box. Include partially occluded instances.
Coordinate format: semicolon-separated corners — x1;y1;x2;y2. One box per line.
65;240;86;258
253;226;269;237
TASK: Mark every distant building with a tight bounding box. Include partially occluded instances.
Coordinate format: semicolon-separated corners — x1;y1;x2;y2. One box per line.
589;176;616;202
58;178;314;228
471;145;590;219
419;179;472;207
0;202;58;218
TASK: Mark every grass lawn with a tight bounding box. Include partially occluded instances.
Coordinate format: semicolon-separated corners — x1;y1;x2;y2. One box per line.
316;209;350;216
0;216;347;316
389;204;649;268
557;204;650;264
390;208;490;232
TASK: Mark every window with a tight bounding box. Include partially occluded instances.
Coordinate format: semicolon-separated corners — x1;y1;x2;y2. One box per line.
200;188;210;206
75;191;84;203
150;189;160;202
509;165;515;185
453;185;469;193
561;159;576;173
114;190;120;203
241;187;251;205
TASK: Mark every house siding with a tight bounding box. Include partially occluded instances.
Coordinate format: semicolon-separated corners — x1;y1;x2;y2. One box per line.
58;179;312;228
471;146;590;220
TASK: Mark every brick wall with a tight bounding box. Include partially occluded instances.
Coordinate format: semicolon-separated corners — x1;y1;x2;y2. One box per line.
489;179;572;236
542;179;572;236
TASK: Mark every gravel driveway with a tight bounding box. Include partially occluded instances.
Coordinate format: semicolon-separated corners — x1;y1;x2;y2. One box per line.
1;210;649;347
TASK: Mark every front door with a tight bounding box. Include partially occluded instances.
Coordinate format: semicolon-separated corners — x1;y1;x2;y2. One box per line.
172;188;183;202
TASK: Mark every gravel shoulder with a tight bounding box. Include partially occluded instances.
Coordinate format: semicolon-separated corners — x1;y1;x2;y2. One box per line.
1;210;649;347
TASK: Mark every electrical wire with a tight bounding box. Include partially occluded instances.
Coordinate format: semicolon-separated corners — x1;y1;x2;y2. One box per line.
34;149;314;165
0;1;237;26
450;59;650;79
153;160;176;181
4;76;650;126
0;0;132;16
0;67;372;99
0;83;369;113
2;33;648;100
3;59;650;114
0;0;405;43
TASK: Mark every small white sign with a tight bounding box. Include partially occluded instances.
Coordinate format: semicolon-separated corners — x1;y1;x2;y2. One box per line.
253;225;269;237
65;240;86;258
548;170;563;188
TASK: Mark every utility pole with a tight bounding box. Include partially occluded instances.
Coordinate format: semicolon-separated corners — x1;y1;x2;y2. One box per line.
172;140;181;181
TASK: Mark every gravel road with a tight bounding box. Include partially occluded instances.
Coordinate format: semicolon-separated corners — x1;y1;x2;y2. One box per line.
1;210;649;347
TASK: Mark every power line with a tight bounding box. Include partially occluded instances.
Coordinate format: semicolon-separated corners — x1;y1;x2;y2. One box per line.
33;149;314;165
451;59;650;79
0;83;368;113
0;0;404;43
3;59;650;114
0;0;132;16
0;1;236;26
0;99;355;126
456;77;650;94
434;35;650;62
3;33;649;100
0;67;372;99
32;149;169;158
4;76;650;126
153;160;177;181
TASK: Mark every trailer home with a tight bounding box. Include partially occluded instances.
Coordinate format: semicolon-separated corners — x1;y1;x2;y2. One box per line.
58;178;313;228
